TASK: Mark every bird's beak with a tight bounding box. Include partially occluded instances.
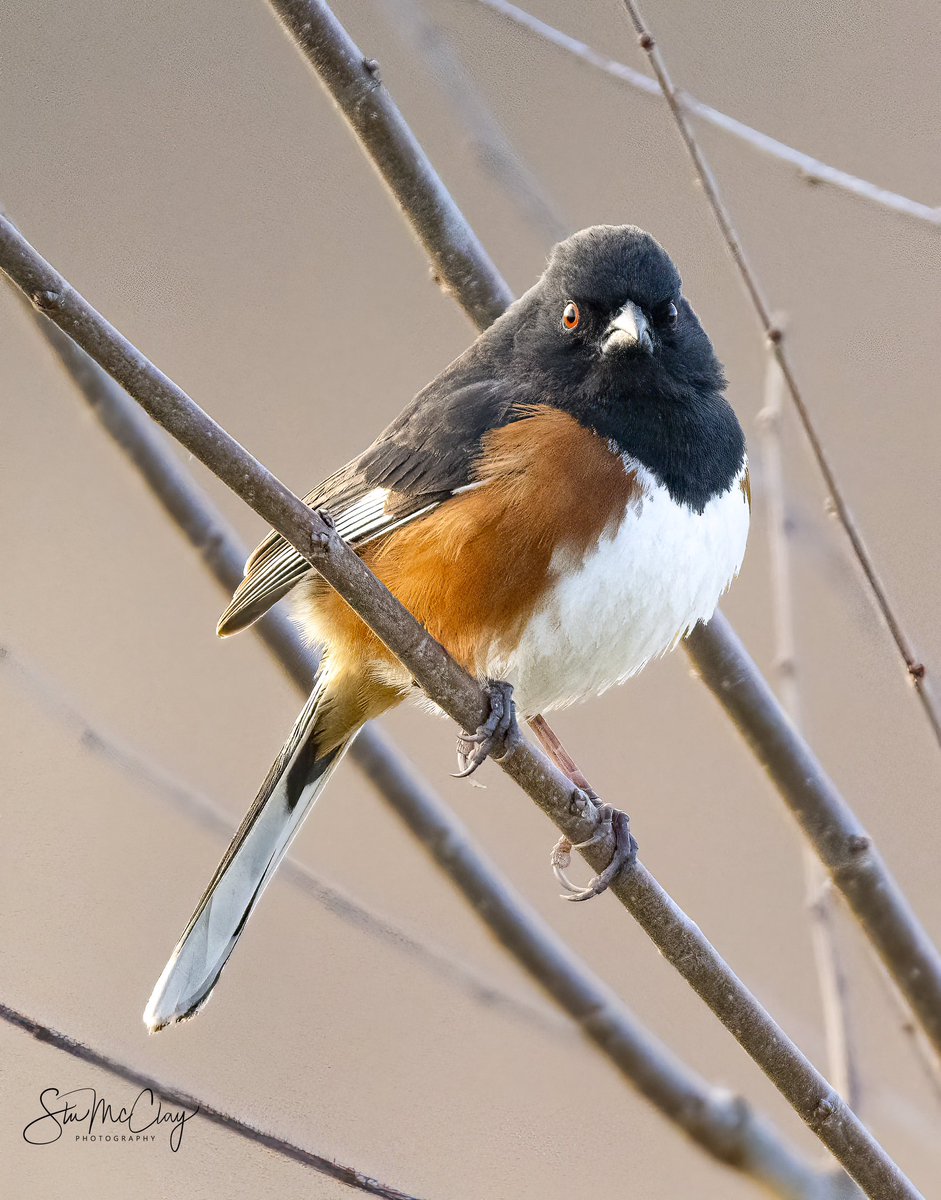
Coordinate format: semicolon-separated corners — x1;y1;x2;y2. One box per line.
602;301;653;355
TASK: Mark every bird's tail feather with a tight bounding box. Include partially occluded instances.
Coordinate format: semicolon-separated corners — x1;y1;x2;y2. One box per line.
144;671;355;1032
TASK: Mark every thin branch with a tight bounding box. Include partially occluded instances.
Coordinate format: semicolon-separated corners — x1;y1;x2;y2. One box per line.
0;1002;423;1199
758;352;861;1112
757;356;802;729
621;0;941;750
0;214;919;1200
464;0;941;228
804;862;859;1111
863;942;941;1109
265;0;941;1074
19;306;846;1200
0;641;565;1037
381;0;568;240
804;868;860;1113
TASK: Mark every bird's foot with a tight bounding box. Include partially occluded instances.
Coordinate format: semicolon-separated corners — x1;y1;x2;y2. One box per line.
551;791;637;902
454;680;519;778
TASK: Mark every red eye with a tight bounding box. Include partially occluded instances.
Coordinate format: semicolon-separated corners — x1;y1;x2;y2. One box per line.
562;301;580;331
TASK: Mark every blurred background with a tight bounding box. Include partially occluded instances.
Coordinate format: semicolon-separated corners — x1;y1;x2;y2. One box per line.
2;1;940;1196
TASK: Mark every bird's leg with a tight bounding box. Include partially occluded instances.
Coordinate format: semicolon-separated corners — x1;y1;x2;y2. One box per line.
528;714;598;798
453;680;520;778
528;715;637;902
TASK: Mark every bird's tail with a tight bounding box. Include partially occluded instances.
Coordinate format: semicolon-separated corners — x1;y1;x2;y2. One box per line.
144;670;355;1032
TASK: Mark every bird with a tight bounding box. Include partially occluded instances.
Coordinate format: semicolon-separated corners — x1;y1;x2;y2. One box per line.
144;224;750;1032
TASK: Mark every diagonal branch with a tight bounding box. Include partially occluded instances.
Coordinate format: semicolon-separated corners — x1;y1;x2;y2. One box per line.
1;1002;423;1199
20;303;848;1199
0;212;919;1199
265;0;941;1075
621;0;941;749
864;945;941;1109
465;0;941;228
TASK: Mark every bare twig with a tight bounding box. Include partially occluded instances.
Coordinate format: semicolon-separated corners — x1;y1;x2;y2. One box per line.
0;1002;423;1199
264;0;941;1070
0;214;920;1199
758;352;861;1112
804;866;859;1109
863;944;941;1108
621;0;941;749
758;356;802;730
20;309;848;1198
464;0;941;228
381;0;568;240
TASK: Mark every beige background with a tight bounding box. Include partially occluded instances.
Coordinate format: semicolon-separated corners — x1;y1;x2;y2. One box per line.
2;1;940;1196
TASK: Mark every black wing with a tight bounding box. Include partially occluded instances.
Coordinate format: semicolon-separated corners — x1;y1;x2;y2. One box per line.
216;358;517;637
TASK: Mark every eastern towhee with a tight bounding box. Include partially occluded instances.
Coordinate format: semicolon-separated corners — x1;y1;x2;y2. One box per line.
145;225;749;1031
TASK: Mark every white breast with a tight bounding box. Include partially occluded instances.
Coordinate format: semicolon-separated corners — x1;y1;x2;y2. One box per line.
492;459;750;715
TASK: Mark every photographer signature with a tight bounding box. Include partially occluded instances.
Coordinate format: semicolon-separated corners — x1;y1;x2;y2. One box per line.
23;1087;198;1151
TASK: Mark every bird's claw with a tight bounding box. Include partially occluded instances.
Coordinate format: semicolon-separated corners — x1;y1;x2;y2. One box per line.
551;799;636;902
453;680;519;778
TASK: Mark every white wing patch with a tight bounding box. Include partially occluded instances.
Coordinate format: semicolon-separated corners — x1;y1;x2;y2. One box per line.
240;488;416;598
334;487;392;542
332;487;439;547
218;485;446;634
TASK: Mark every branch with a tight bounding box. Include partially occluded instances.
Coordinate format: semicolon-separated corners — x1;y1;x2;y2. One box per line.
864;942;941;1109
758;351;861;1111
0;1002;423;1199
621;0;941;749
19;301;845;1199
0;215;919;1199
466;0;941;228
266;0;941;1074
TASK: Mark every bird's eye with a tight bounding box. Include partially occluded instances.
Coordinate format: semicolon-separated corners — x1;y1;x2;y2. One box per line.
561;301;580;331
656;300;679;330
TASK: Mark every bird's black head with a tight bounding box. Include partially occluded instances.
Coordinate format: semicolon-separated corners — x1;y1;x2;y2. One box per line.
504;225;744;510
